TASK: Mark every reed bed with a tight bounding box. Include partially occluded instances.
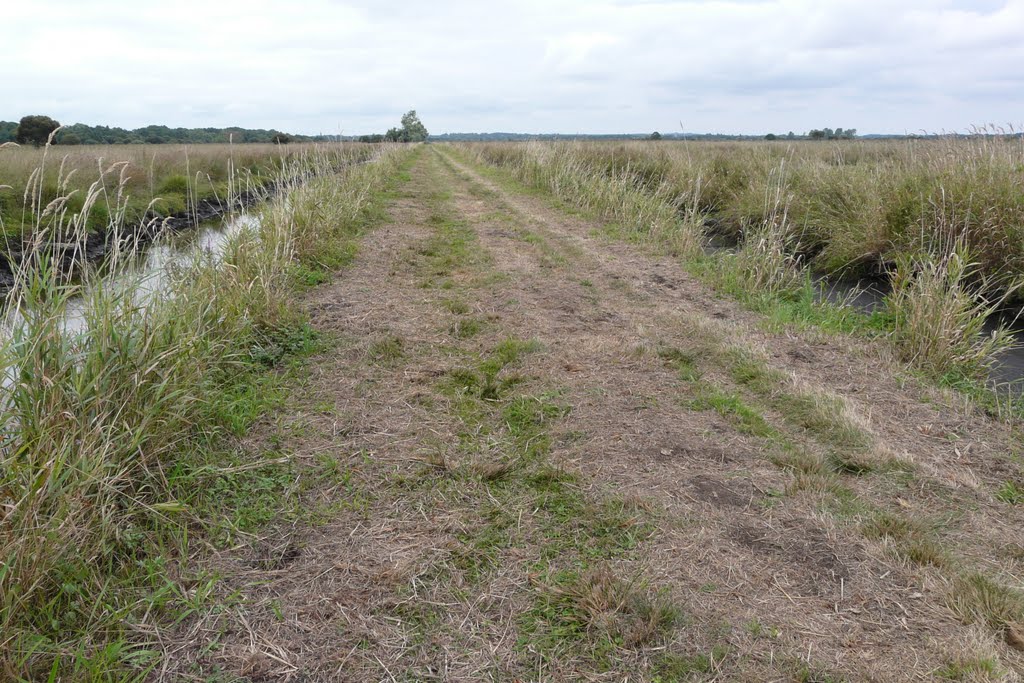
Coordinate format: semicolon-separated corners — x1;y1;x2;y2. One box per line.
0;141;380;239
0;139;410;678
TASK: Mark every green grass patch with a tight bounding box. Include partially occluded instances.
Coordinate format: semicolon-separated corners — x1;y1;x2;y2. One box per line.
441;298;471;314
519;566;680;670
658;345;703;382
936;655;1003;681
996;480;1024;505
947;572;1024;629
367;333;405;364
450;316;485;339
860;511;950;567
688;383;776;438
653;645;734;682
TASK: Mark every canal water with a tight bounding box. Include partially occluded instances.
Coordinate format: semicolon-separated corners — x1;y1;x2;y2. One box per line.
58;211;258;334
814;272;1024;388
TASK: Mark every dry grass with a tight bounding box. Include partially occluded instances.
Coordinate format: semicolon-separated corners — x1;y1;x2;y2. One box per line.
0;139;411;677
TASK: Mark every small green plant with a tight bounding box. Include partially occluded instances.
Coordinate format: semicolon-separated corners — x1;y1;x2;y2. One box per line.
451;317;484;339
996;481;1024;505
368;334;405;363
936;655;1002;681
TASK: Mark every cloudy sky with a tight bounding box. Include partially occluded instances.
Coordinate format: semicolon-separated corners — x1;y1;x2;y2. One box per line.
4;0;1023;135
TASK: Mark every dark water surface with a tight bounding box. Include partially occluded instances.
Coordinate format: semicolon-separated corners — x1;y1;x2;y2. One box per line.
814;273;1024;389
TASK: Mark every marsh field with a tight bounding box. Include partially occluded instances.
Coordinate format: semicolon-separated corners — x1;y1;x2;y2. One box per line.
2;138;1024;681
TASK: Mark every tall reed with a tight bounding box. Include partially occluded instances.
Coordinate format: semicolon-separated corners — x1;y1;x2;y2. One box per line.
728;160;805;298
887;239;1018;381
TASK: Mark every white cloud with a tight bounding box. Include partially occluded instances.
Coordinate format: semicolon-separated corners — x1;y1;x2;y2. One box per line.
2;0;1022;134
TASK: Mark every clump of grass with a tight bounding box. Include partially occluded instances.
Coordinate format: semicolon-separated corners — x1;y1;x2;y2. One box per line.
828;450;883;476
441;298;470;314
935;654;1003;681
773;448;828;477
996;481;1024;505
727;163;806;299
524;565;680;658
782;473;847;499
657;345;703;382
886;237;1018;380
368;333;405;363
450;316;484;338
653;646;733;681
861;511;949;567
948;573;1024;630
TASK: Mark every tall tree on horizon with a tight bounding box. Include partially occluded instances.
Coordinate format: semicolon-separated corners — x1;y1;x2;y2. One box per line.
15;115;60;146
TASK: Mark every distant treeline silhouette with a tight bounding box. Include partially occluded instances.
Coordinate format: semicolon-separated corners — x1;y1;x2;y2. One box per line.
0;120;329;145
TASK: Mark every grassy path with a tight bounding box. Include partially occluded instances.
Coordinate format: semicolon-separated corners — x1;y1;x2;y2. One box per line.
170;148;1024;682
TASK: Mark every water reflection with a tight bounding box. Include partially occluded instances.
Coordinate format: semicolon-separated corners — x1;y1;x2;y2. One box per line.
60;212;258;335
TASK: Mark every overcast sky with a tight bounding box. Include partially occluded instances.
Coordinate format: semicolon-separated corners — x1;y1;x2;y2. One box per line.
4;0;1023;135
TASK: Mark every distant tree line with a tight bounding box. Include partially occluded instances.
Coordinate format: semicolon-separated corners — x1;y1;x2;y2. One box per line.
763;129;857;141
0;115;317;146
432;130;863;142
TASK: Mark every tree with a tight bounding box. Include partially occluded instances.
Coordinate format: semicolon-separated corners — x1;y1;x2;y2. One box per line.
271;132;293;144
0;121;17;143
15;115;60;147
399;110;428;142
765;133;777;140
808;129;826;140
649;131;662;140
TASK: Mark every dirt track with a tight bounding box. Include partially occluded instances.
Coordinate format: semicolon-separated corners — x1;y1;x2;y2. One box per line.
169;147;1024;682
